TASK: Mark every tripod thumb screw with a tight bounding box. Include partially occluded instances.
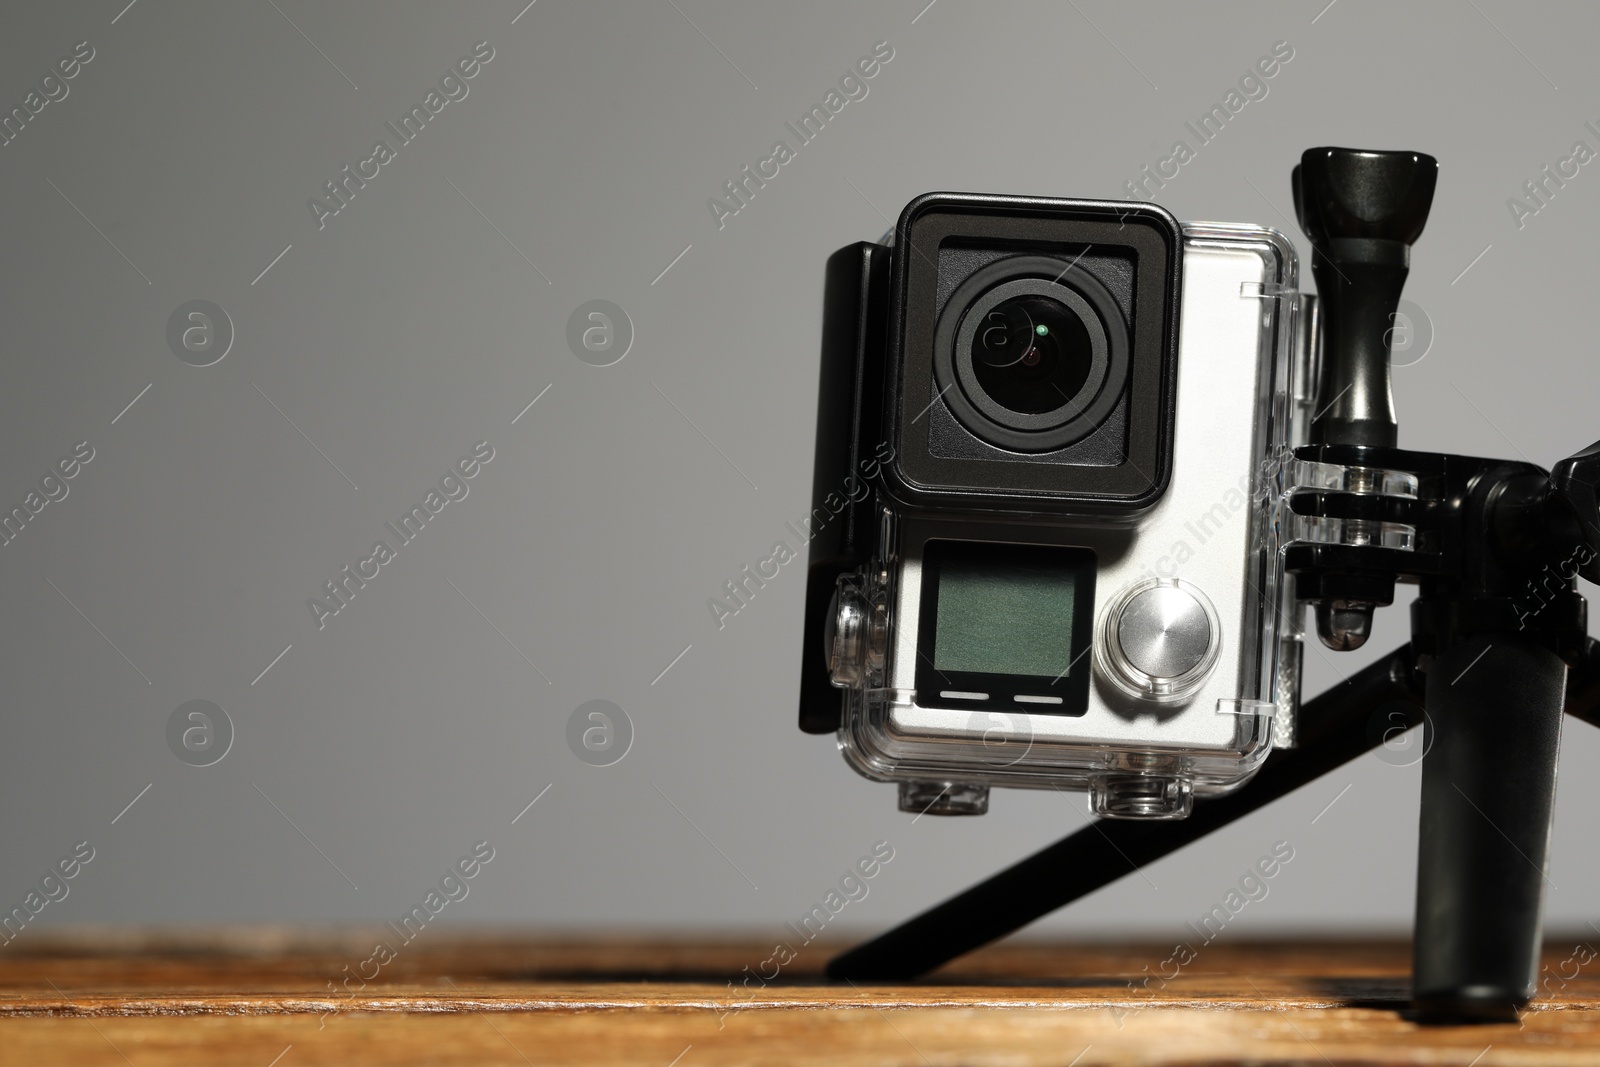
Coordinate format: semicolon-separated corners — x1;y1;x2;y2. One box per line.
1293;147;1438;449
1550;439;1600;583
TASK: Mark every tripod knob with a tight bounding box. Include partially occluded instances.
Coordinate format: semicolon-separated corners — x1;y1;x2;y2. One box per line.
1549;438;1600;583
1293;147;1438;448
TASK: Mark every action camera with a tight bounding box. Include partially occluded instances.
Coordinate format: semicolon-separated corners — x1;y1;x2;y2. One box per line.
798;192;1311;820
816;149;1600;1029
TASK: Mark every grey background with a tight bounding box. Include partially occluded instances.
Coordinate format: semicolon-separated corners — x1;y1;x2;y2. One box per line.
2;0;1598;948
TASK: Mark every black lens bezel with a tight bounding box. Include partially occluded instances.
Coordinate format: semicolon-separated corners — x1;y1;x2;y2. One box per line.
887;194;1182;514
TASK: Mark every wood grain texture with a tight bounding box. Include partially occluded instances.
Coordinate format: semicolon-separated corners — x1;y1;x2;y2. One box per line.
3;931;1600;1065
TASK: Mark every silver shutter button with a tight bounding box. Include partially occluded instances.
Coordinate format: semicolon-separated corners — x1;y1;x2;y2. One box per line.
1096;579;1221;704
1120;587;1211;676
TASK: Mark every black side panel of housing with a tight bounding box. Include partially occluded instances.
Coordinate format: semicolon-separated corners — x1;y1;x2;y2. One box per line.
799;242;890;734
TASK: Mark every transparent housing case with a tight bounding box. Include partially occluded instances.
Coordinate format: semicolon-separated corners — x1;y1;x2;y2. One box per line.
836;224;1310;818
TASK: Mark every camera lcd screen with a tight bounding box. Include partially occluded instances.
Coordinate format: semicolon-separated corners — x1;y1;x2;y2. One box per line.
916;540;1096;715
933;561;1080;677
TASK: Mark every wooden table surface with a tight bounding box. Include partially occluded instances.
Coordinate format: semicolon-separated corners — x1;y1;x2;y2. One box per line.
4;931;1600;1065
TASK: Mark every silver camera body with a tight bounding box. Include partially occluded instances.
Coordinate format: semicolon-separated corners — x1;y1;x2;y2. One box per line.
801;195;1311;820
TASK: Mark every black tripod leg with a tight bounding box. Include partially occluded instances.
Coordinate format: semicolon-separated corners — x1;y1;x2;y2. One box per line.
829;644;1423;981
1413;635;1566;1022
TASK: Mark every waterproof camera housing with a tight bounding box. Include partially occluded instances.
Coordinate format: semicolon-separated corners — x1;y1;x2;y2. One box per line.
798;192;1311;820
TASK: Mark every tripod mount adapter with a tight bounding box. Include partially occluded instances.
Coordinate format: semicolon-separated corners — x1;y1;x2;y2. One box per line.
828;147;1600;1025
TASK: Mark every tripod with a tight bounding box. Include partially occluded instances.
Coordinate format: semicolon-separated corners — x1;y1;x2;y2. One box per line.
828;148;1600;1024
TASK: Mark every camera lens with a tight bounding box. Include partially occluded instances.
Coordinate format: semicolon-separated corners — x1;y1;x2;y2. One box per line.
968;295;1095;415
933;255;1129;452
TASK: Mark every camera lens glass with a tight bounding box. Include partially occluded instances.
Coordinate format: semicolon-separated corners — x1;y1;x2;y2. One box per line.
933;255;1127;452
968;295;1095;416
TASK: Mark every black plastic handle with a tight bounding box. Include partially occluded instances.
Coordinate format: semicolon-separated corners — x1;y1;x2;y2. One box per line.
1293;147;1437;448
1413;635;1565;1022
